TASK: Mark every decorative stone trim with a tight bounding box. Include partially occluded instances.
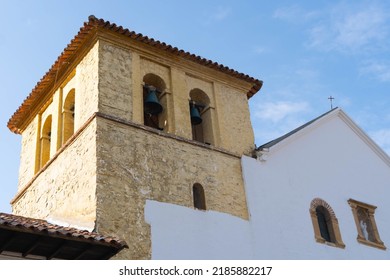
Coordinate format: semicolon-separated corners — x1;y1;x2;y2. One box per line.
309;198;345;249
348;198;386;250
310;198;337;219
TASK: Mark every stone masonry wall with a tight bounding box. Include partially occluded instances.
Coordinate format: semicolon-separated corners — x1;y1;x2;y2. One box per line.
217;84;255;155
12;121;98;229
76;41;99;128
98;40;133;123
17;116;39;190
95;116;248;259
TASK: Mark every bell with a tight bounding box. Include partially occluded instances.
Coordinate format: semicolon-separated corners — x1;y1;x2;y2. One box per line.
190;105;202;125
144;89;163;115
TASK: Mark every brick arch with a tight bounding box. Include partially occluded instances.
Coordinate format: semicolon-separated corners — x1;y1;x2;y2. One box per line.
309;197;345;248
310;198;336;219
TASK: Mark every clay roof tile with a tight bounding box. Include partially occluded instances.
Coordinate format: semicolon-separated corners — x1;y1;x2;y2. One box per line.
8;15;262;134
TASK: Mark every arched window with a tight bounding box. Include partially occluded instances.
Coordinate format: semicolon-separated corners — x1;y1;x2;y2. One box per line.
62;89;75;144
309;198;345;248
189;89;213;145
143;74;166;131
316;206;332;242
193;183;206;210
40;115;52;167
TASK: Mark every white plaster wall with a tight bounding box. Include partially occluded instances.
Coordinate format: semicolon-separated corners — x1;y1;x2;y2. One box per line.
242;114;390;259
145;112;390;259
145;200;253;260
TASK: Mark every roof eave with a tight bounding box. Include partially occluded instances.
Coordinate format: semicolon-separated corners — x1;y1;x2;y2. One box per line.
8;15;262;134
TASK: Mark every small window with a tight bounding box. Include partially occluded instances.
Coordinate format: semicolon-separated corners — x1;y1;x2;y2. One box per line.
309;198;345;248
348;199;386;250
193;183;206;210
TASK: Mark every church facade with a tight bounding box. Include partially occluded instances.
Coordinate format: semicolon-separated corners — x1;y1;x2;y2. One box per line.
6;16;390;259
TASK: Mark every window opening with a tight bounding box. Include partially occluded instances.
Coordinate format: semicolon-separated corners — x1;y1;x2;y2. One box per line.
40;115;52;167
309;198;345;248
316;206;332;242
193;183;206;210
62;89;75;144
189;89;212;145
348;199;386;250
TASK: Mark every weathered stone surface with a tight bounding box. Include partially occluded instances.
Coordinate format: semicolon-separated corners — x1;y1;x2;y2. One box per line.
217;84;255;155
95;116;248;259
76;41;99;128
13;121;98;229
98;41;133;122
17;116;39;190
12;35;256;260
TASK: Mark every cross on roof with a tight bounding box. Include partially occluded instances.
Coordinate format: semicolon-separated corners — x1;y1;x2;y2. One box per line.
328;96;335;110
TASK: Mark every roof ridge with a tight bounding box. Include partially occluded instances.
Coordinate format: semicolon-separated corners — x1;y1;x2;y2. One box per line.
257;107;339;150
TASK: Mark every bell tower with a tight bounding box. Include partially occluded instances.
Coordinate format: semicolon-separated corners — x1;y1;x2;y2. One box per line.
8;16;262;259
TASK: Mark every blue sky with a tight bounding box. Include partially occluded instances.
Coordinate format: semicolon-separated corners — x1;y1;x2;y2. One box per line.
1;0;390;213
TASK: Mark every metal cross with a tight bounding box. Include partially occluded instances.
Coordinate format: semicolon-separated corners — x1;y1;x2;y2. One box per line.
328;96;335;110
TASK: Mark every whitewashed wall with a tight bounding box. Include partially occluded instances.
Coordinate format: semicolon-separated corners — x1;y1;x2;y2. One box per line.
145;200;253;259
145;110;390;259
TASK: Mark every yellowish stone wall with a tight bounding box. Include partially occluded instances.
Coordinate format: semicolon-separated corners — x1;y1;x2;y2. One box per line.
12;121;98;229
98;40;133;122
12;36;256;260
217;84;255;155
94;116;248;259
16;41;100;193
17;116;39;190
13;42;101;224
76;41;100;128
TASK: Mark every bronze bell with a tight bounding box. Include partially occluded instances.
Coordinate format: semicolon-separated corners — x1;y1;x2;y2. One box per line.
144;88;163;115
190;104;202;125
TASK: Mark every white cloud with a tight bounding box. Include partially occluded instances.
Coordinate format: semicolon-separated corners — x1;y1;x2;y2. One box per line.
273;5;318;23
254;101;310;123
307;4;389;53
253;46;267;55
360;60;390;82
214;6;231;21
202;6;232;26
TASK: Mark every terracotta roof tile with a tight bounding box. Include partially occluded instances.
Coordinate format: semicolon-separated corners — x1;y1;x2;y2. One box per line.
8;15;262;134
0;212;127;250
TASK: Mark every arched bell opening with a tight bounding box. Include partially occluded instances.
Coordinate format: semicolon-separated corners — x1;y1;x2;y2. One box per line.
62;89;75;144
143;74;166;131
40;115;52;168
189;89;213;145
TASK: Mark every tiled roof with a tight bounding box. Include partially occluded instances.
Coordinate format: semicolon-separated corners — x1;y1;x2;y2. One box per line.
8;15;263;134
0;212;128;259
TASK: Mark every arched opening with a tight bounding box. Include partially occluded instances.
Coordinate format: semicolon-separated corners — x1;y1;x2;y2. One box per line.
62;89;75;144
40;115;52;167
309;198;345;248
143;74;166;131
189;89;213;145
193;183;206;210
316;206;333;243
